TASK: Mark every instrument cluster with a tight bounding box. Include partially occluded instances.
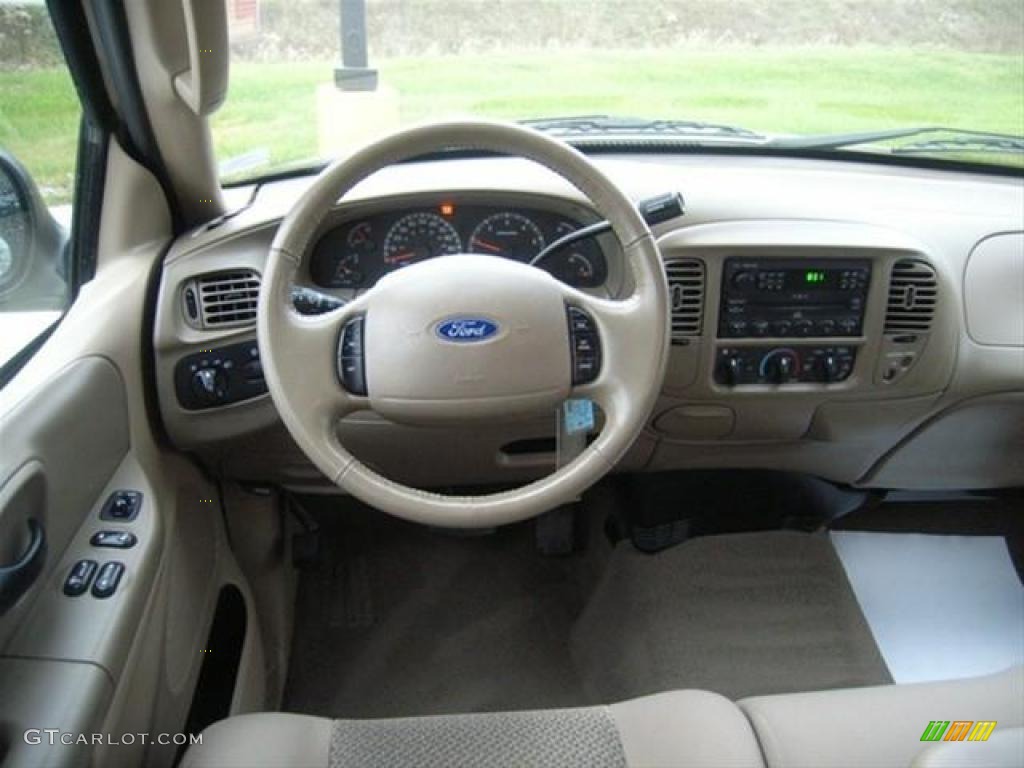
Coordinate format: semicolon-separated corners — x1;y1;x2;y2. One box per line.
310;201;608;290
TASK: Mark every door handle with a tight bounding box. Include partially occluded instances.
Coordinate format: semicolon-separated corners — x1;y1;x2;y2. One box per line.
0;518;47;615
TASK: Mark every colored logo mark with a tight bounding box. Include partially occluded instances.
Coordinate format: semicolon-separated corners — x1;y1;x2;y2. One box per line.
920;721;997;742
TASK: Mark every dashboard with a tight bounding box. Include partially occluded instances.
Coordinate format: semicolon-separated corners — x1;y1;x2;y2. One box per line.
153;153;1024;495
309;201;608;290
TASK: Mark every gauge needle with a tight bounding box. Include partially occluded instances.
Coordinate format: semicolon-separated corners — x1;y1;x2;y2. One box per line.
385;251;416;264
472;238;503;253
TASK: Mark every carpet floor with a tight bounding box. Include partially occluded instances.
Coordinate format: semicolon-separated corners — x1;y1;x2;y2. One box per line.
283;507;892;717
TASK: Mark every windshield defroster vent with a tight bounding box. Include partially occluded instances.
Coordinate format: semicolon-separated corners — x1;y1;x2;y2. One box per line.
665;259;705;341
885;259;937;333
185;269;262;329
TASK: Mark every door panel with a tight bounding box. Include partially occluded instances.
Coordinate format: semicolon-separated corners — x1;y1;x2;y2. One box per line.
0;142;264;768
0;358;129;646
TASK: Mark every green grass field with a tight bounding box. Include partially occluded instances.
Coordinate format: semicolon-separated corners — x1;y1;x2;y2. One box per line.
3;46;1022;203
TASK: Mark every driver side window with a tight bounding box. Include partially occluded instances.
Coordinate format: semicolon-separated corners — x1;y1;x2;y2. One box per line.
0;5;79;376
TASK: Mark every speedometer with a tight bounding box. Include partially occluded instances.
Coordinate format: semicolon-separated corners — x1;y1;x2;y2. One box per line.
382;212;461;268
469;212;545;262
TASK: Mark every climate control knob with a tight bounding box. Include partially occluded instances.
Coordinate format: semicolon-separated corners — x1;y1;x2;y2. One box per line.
762;349;798;384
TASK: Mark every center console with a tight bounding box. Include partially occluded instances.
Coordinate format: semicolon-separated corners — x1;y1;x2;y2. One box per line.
715;258;871;387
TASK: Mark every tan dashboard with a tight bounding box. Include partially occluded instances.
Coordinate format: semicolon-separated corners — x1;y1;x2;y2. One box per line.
153;153;1024;493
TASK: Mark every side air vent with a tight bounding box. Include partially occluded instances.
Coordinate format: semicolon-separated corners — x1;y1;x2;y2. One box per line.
665;259;705;340
186;269;261;329
885;259;937;333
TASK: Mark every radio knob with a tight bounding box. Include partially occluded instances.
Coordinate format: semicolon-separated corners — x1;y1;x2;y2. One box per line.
763;350;797;384
732;270;756;289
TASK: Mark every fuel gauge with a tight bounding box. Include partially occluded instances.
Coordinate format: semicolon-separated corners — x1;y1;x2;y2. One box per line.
548;221;607;287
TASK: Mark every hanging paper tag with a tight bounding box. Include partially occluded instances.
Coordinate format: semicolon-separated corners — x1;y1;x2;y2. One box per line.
563;398;595;435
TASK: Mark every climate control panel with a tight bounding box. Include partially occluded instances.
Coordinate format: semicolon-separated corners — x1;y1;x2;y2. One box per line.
715;345;856;386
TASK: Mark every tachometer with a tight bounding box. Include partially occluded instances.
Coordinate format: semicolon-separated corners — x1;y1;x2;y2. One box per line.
469;212;545;262
382;212;461;267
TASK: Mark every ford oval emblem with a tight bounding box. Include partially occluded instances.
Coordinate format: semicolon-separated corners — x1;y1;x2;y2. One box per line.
435;317;500;343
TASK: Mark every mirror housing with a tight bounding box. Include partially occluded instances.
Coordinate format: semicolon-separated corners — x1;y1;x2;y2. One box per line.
0;151;68;311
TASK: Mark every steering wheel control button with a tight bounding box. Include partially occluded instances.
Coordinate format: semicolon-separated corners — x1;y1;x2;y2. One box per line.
91;562;125;599
338;315;367;395
567;307;602;385
90;531;138;549
100;490;143;522
63;560;98;597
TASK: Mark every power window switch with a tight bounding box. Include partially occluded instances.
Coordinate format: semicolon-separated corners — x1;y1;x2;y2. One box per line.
91;562;125;599
63;560;98;597
90;530;137;549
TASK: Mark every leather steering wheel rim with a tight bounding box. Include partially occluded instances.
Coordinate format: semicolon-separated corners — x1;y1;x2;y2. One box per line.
258;119;669;528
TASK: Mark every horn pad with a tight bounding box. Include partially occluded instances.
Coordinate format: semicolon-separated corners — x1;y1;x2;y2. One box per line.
362;255;571;424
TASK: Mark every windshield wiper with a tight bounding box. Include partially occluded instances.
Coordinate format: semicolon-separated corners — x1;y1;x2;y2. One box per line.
521;115;764;141
770;126;1024;155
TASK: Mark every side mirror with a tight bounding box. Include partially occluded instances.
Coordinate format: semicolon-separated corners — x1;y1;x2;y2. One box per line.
0;150;68;312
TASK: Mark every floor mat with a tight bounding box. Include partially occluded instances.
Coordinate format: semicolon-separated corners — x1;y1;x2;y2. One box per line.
831;531;1024;684
283;510;593;718
570;531;892;702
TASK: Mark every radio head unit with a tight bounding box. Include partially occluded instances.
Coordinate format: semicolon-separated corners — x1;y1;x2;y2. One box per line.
719;258;870;338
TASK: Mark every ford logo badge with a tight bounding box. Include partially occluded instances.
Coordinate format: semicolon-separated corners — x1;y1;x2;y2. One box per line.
435;317;500;343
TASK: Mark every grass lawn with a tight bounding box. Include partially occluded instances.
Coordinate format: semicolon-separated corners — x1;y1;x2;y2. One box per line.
3;46;1022;203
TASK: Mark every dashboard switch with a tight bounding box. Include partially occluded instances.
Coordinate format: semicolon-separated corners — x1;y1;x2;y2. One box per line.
100;491;142;522
91;562;125;599
63;560;98;597
90;531;137;549
192;367;228;406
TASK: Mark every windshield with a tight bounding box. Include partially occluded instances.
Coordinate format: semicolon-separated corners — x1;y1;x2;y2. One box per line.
213;0;1024;180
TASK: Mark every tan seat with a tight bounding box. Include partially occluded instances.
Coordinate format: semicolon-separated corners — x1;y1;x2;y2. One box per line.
185;667;1024;768
739;666;1024;768
181;689;766;768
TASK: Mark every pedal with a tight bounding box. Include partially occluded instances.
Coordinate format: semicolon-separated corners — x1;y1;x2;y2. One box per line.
631;519;690;553
292;529;320;569
286;494;321;569
536;504;577;556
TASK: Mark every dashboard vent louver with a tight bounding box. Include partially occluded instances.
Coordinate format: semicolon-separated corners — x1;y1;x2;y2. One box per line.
885;259;937;333
193;269;261;328
665;259;705;340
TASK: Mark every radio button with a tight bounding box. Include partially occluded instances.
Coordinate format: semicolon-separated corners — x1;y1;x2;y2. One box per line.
751;320;770;337
794;320;815;337
727;320;748;336
816;319;837;336
771;320;793;336
838;317;859;335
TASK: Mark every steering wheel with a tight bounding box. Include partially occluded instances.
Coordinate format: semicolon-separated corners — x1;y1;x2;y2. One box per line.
258;120;669;528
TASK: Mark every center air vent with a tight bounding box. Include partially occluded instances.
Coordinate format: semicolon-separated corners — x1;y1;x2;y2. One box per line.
184;269;261;329
885;259;937;333
665;259;705;340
